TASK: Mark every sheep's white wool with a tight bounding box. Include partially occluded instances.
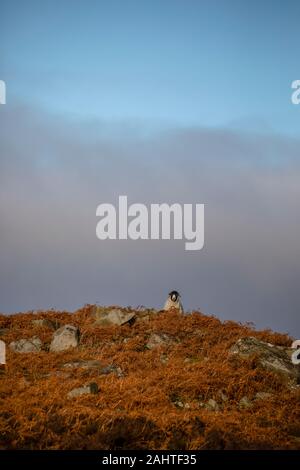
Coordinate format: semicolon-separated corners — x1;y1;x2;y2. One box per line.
291;339;300;349
163;296;184;314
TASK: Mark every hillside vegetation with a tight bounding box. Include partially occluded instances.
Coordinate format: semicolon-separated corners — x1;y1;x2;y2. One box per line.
0;305;299;450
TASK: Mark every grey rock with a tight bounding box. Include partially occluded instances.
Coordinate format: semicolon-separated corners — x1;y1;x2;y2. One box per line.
9;336;42;353
93;306;136;326
230;336;300;382
67;382;99;398
50;324;80;352
204;399;220;411
146;333;173;350
239;396;253;409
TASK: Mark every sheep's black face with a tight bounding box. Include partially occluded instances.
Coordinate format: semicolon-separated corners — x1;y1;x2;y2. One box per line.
169;290;180;302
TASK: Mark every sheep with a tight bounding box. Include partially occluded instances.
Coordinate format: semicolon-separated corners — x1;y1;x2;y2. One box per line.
163;291;184;314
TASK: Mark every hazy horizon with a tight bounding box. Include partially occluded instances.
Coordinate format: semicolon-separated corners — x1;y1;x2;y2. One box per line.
1;1;300;337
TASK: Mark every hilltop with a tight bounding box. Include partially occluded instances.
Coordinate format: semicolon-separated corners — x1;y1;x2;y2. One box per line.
0;305;299;450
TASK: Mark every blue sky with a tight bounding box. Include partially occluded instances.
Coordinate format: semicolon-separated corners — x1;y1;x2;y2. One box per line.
1;0;300;133
1;1;300;335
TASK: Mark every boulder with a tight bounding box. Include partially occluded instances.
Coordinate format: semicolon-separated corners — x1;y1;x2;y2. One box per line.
50;324;80;352
93;306;136;326
230;336;300;383
9;336;42;353
67;382;99;398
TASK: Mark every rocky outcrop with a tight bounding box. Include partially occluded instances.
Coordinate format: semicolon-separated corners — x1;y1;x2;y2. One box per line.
1;305;300;450
49;325;80;352
93;306;136;326
230;336;299;383
92;306;163;326
9;336;42;353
